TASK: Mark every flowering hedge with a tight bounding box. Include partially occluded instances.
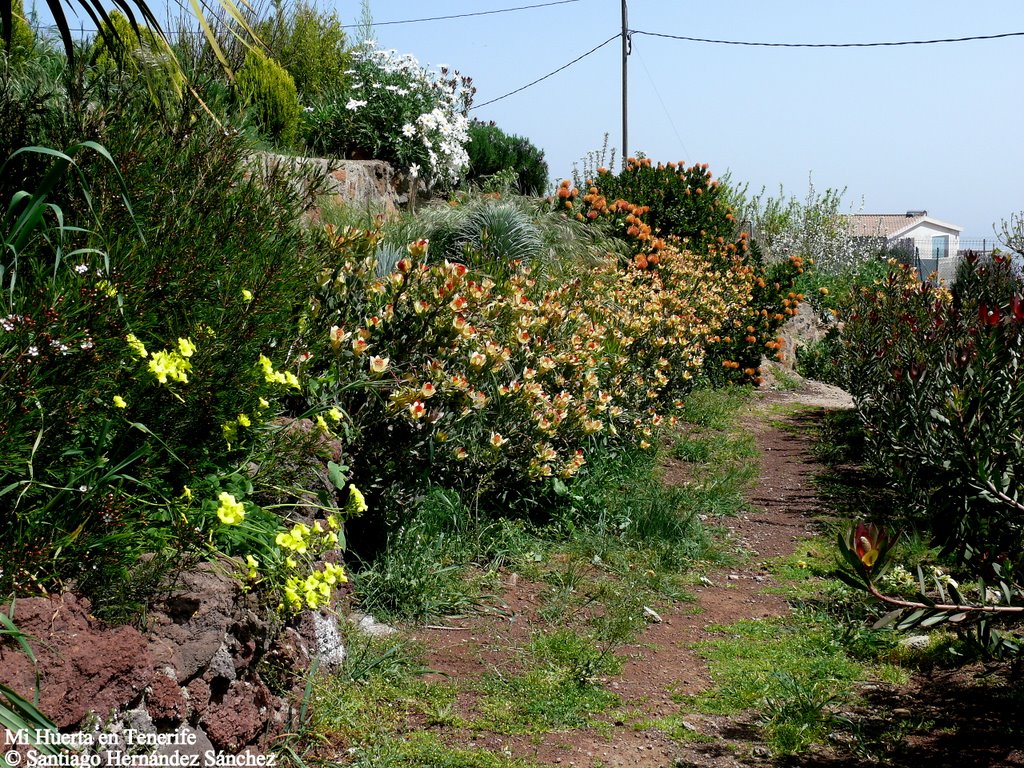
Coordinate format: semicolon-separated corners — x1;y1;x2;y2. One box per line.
303;43;473;187
298;213;756;517
550;157;806;385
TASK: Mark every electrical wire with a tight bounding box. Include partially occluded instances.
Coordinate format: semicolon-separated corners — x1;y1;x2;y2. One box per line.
471;33;619;111
633;45;691;161
343;0;581;29
631;28;1024;48
46;0;583;37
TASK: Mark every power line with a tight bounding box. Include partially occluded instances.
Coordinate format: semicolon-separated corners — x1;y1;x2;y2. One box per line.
631;28;1024;49
633;45;690;161
343;0;581;30
39;1;583;37
471;33;619;111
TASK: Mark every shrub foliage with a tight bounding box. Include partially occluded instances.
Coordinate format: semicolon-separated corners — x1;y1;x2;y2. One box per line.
842;254;1024;579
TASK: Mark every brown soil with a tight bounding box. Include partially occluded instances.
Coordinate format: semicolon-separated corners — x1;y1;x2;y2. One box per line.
381;383;1024;767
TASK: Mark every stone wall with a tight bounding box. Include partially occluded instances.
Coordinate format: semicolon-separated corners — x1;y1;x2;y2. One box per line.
253;153;403;217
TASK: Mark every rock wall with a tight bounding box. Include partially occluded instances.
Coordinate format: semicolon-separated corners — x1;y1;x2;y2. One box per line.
0;570;347;755
776;302;836;370
253;153;403;217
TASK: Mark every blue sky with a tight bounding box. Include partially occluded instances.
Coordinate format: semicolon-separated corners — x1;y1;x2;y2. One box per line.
354;0;1022;240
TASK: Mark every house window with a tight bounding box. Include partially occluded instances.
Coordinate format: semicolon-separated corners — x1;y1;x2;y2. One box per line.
932;235;949;259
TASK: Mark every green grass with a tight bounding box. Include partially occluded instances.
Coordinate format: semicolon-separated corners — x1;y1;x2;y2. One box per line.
346;731;544;768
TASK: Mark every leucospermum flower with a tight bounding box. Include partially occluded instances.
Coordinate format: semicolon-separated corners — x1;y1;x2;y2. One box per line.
490;432;507;449
407;400;426;420
216;492;246;525
369;355;390;374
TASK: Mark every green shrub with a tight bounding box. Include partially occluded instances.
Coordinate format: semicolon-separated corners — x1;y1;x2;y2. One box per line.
236;46;300;146
466;121;548;196
795;328;845;386
89;10;183;108
256;0;349;99
1;0;35;63
0;96;330;609
841;254;1024;577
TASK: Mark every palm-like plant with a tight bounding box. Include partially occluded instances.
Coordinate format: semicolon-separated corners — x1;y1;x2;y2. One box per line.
1;0;256;78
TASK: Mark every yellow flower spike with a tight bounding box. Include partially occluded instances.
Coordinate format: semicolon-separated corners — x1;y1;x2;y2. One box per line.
237;413;251;428
285;556;297;569
245;555;259;580
347;485;368;515
181;486;193;502
112;395;127;409
327;407;343;423
242;289;253;301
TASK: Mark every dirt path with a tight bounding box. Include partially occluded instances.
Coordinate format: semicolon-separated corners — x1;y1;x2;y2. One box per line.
384;381;1024;768
404;386;840;767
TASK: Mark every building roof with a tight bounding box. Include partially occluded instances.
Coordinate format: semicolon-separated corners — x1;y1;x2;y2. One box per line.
848;212;962;239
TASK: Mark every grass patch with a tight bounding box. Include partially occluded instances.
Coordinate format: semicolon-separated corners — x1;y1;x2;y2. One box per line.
475;667;619;735
679;612;869;756
346;731;543;767
311;632;459;747
676;385;753;431
472;630;621;734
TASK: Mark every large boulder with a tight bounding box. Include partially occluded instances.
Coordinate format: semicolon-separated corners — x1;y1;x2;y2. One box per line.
0;593;153;728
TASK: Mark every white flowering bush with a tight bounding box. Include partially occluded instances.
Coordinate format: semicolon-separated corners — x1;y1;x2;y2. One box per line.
303;42;474;188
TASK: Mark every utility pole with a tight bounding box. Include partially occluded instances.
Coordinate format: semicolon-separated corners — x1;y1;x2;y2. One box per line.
621;0;629;165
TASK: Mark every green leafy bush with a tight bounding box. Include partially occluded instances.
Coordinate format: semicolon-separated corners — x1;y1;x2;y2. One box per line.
89;9;183;109
842;254;1024;579
1;0;35;63
0;83;339;612
236;46;301;146
466;121;548;195
255;0;349;99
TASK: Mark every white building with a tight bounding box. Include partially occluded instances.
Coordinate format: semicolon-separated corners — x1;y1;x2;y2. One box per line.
849;211;963;281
